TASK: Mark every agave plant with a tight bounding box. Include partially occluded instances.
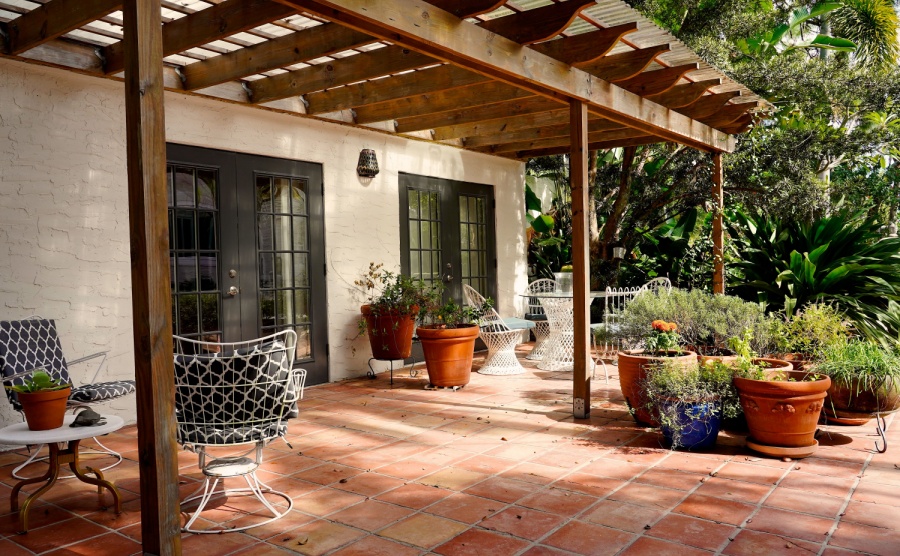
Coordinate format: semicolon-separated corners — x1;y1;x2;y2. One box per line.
727;210;900;346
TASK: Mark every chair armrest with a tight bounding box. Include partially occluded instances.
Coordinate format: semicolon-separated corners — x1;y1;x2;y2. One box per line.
68;351;109;384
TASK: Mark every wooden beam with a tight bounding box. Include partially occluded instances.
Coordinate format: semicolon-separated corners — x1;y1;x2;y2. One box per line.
578;44;670;82
478;0;595;45
531;23;638;65
305;64;488;114
249;45;435;104
395;96;562;133
354;80;531;124
645;78;721;108
105;0;296;74
570;99;591;420
432;108;571;140
182;23;375;91
720;113;754;134
121;0;181;553
515;134;659;158
712;152;724;295
700;101;758;128
425;0;505;18
485;127;647;154
278;0;734;152
462;118;623;148
617;63;699;97
676;91;741;120
2;0;121;55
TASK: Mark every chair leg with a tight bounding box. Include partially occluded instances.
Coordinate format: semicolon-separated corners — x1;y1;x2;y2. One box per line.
181;471;294;533
182;477;220;533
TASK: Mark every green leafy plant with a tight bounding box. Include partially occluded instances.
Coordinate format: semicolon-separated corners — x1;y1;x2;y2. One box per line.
641;359;740;449
418;284;492;329
728;209;900;346
5;369;69;393
354;262;430;335
645;320;680;353
816;340;900;394
768;304;850;358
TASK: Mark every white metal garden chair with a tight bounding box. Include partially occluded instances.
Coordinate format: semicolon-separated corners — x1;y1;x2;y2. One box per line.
173;330;305;533
524;278;557;361
463;284;535;375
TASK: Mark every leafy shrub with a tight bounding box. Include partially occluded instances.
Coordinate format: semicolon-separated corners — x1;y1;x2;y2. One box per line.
727;209;900;346
615;288;775;355
816;340;900;392
768;303;850;358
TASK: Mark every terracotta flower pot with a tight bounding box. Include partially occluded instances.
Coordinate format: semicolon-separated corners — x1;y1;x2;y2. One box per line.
733;369;830;456
617;350;697;427
361;304;418;360
825;376;900;425
778;353;815;371
753;358;794;372
18;386;72;431
417;325;480;388
698;354;739;367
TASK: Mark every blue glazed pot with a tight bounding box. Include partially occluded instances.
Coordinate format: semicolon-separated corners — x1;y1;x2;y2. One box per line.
660;400;721;450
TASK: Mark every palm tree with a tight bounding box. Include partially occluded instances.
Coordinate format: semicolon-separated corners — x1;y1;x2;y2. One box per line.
831;0;900;69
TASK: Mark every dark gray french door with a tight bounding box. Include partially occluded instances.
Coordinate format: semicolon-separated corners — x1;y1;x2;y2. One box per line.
166;144;328;384
399;173;497;304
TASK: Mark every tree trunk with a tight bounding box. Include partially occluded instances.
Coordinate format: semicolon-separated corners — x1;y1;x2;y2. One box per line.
600;146;637;259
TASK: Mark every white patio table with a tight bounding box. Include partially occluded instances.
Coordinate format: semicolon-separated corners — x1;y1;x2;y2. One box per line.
523;291;607;372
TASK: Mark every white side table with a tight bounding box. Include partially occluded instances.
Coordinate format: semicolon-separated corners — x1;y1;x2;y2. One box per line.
0;415;124;532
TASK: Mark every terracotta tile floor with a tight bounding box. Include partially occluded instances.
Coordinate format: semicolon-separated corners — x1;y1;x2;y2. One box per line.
2;345;899;555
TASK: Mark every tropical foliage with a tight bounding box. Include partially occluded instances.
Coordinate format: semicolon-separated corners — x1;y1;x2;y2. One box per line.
727;210;900;344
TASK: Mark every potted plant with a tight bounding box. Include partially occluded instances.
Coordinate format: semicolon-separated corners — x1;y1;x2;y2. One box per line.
553;264;573;293
770;304;849;370
618;320;696;427
355;262;429;360
642;359;740;450
416;287;491;388
5;369;72;430
732;362;830;458
815;340;900;425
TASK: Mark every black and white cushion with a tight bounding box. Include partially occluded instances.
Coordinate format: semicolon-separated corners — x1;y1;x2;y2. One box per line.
70;380;137;403
173;339;297;447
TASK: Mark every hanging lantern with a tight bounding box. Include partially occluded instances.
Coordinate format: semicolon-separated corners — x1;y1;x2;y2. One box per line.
612;246;626;260
356;149;379;178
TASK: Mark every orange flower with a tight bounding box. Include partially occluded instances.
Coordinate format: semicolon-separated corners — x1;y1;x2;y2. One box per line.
651;320;677;332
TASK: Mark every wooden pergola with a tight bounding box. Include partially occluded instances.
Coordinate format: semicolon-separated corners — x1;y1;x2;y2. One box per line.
0;1;763;552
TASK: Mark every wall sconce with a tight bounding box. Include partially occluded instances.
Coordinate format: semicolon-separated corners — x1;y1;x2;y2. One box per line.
356;148;379;178
612;246;626;260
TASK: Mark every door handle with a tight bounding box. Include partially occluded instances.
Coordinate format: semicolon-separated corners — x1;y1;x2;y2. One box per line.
443;263;453;283
227;286;240;296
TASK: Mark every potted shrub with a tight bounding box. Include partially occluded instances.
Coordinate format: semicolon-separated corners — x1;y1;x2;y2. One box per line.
5;369;72;431
642;359;740;450
416;287;491;388
355;262;429;360
618;320;696;427
816;341;900;425
732;364;830;459
770;304;849;370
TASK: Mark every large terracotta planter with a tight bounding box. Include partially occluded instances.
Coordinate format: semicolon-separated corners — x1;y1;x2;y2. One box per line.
733;369;830;457
361;304;418;360
698;354;738;367
778;353;814;371
18;386;71;431
417;325;479;388
617;350;696;427
825;376;900;425
753;358;794;372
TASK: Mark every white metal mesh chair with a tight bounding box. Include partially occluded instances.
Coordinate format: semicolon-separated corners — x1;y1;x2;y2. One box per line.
639;277;672;294
463;285;534;375
524;279;557;361
0;316;136;479
173;330;305;534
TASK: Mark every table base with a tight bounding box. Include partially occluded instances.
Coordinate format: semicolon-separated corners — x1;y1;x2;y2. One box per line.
10;438;122;533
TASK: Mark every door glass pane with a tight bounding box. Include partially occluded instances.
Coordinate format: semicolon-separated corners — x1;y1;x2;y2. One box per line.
260;291;275;328
257;214;273;251
274;216;290;251
167;168;174;207
409;190;419;218
291;179;308;215
176;254;198;292
198;212;216;250
178;294;199;335
199;255;218;292
275;253;293;288
259;253;274;289
406;188;442;289
292;216;308;250
409;222;420;249
273;177;290;213
256;176;273;212
294;253;309;287
175;210;196;250
200;293;220;333
294;290;310;323
295;325;311;359
175;167;195;207
197;169;217;210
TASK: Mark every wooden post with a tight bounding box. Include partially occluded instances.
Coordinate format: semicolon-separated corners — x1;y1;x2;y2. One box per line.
712;152;725;295
122;1;181;554
570;100;591;419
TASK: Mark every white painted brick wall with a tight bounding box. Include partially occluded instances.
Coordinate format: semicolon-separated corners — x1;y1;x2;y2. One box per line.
0;58;528;431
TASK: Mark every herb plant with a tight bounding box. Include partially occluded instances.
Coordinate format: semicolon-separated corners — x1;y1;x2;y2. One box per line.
5;369;69;393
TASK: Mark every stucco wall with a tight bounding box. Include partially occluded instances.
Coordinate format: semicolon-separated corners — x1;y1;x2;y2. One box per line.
0;57;528;431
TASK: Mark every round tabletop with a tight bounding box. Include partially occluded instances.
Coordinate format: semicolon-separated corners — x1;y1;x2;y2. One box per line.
0;415;124;445
520;291;608;299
